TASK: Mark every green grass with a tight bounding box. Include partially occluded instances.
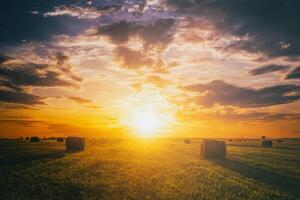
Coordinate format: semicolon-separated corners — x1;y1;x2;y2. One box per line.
0;138;300;200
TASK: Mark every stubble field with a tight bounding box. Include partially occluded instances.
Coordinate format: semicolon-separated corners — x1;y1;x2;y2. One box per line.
0;138;300;200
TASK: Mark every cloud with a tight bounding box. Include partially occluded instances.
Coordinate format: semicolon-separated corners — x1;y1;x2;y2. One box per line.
55;52;83;82
234;112;300;122
98;20;140;43
114;46;169;71
286;66;300;79
0;54;81;105
114;46;154;69
67;96;92;104
131;75;170;90
98;18;176;49
44;4;122;19
0;90;44;105
0;63;78;89
249;64;290;76
0;105;35;110
167;0;300;58
185;80;300;108
261;113;300;121
99;19;175;70
146;75;170;87
0;119;44;127
229;112;300;122
0;54;11;64
182;111;300;122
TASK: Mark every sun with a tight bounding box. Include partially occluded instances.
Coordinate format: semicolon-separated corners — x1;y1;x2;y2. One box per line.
127;105;165;137
119;85;177;137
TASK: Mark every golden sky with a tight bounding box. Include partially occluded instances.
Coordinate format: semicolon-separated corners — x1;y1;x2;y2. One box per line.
0;0;300;138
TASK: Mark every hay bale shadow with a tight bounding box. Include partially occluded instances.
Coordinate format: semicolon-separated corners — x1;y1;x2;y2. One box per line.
211;159;300;198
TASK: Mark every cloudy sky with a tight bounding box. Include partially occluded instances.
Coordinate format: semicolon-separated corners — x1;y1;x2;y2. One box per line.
0;0;300;138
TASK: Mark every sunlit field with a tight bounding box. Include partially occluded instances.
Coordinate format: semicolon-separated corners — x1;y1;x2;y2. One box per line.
1;138;300;200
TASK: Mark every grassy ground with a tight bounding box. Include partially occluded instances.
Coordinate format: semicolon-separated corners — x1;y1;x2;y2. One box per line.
0;138;300;200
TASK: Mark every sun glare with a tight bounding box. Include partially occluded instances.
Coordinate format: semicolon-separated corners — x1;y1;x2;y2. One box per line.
119;86;176;137
127;105;166;137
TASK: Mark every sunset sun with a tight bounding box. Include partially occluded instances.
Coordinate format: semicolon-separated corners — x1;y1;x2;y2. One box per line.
119;86;176;137
127;105;165;137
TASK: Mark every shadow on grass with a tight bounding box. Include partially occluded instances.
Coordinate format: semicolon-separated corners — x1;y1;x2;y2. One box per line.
0;150;67;165
227;144;300;151
211;159;300;198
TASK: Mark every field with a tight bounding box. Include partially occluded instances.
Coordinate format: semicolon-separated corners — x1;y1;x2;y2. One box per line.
1;138;300;200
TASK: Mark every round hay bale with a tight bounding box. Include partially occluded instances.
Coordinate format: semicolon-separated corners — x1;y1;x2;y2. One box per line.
30;136;40;143
66;137;85;151
201;139;226;159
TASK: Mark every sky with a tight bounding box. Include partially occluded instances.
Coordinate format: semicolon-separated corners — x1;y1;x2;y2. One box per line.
0;0;300;138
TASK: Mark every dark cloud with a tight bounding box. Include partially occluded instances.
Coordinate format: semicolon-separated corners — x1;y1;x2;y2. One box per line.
0;79;22;92
168;0;300;58
98;18;176;49
185;80;300;107
0;54;11;64
99;19;175;70
0;54;81;105
0;63;78;88
0;90;44;105
249;64;290;76
98;20;139;43
286;66;300;79
0;105;34;110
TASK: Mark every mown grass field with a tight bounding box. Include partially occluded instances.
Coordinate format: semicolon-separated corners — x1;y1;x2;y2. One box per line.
0;138;300;200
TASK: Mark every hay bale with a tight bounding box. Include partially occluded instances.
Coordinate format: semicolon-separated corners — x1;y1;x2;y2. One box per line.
184;139;191;144
57;137;64;142
66;137;85;151
201;139;226;159
262;140;272;147
30;136;40;142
